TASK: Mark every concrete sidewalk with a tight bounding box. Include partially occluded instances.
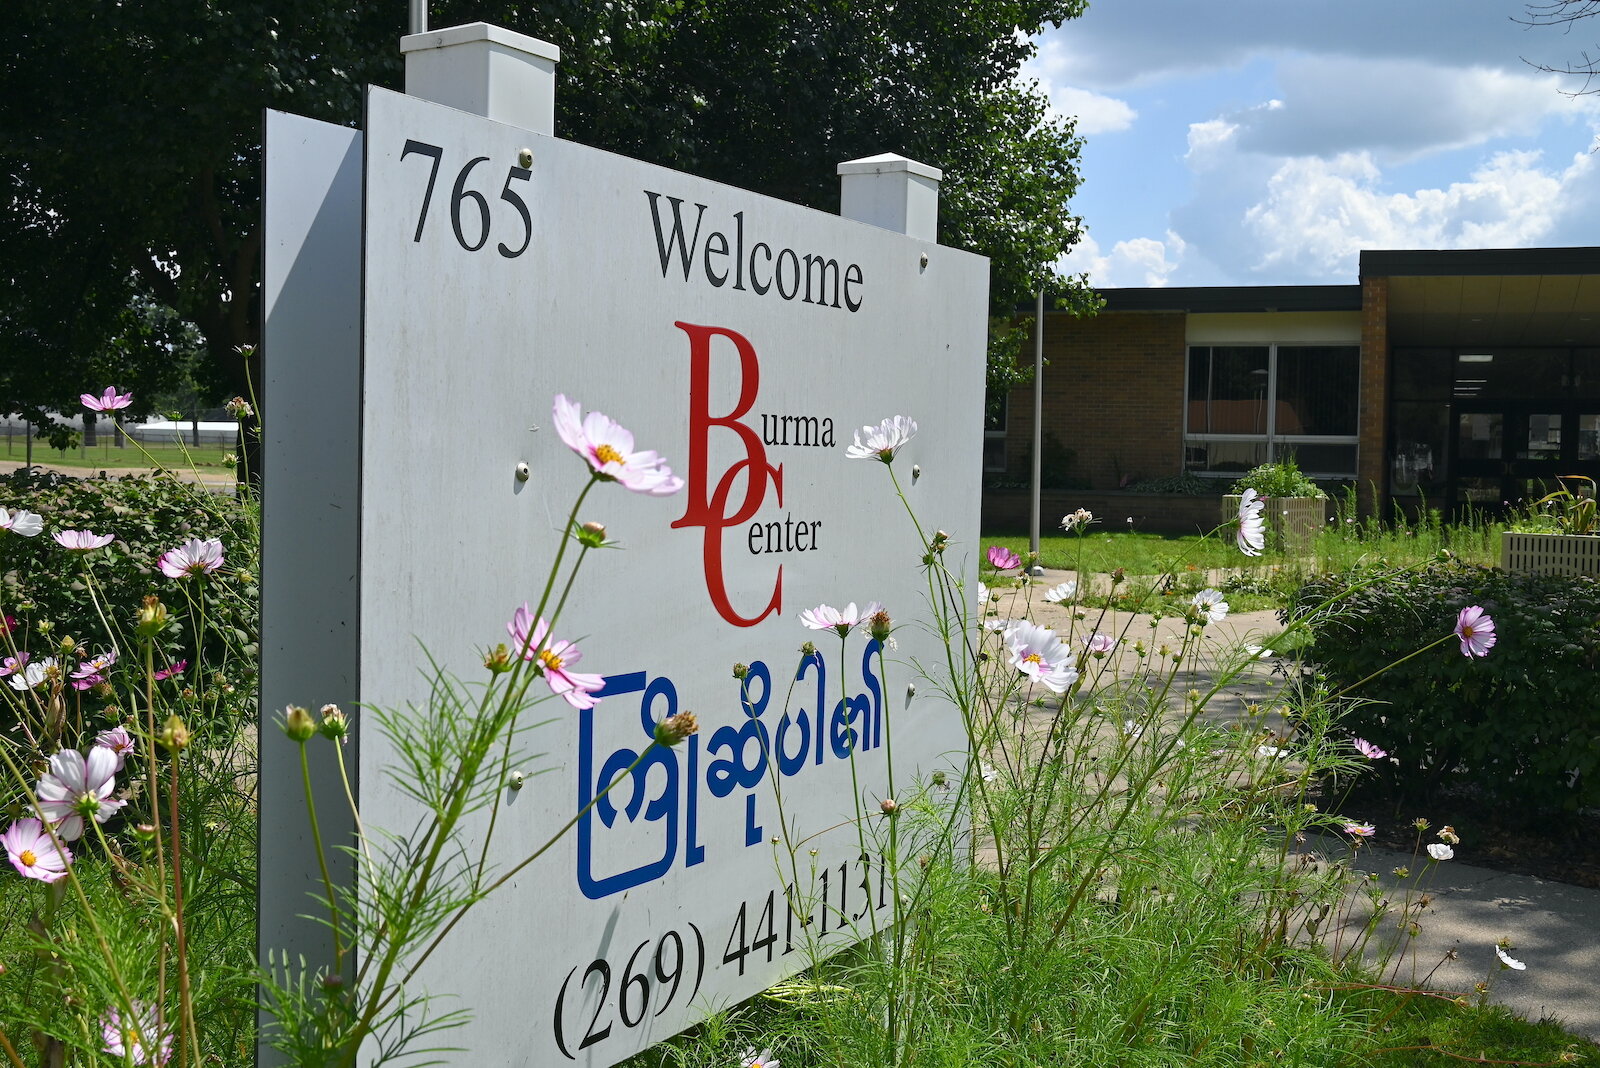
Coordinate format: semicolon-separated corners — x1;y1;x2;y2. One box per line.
988;569;1600;1041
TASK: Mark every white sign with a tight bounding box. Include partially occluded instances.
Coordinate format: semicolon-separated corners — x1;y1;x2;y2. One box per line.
265;86;987;1066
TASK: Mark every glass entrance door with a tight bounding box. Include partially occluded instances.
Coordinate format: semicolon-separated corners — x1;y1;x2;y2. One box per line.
1451;404;1600;514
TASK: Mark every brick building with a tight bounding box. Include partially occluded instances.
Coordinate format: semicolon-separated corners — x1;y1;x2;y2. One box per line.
988;246;1600;530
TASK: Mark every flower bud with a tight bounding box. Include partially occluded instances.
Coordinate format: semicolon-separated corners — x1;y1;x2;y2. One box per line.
282;705;317;743
484;644;513;674
160;714;191;751
58;636;77;655
654;711;700;747
868;609;892;643
136;596;169;637
879;798;899;815
731;663;749;679
576;521;608;548
318;704;349;742
800;641;817;657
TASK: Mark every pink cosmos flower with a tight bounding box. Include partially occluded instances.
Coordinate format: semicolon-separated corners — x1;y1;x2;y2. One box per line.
0;614;14;635
158;537;224;578
1353;738;1387;760
0;651;27;677
96;727;137;771
153;659;187;681
844;415;917;463
0;507;44;537
1084;633;1117;656
1342;821;1376;838
101;1002;173;1065
986;545;1021;571
70;649;117;691
506;604;605;709
3;818;72;883
798;601;883;638
1236;488;1266;556
740;1048;780;1068
1454;606;1497;658
551;394;684;496
53;529;114;552
35;747;126;841
81;387;133;413
1005;621;1080;693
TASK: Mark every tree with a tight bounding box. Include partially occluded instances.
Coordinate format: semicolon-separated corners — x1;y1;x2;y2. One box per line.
1517;0;1600;93
0;0;1093;425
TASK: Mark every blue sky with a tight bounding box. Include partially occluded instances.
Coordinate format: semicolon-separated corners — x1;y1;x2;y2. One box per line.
1026;0;1600;287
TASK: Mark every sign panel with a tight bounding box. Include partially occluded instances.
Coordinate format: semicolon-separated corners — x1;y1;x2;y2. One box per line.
347;86;984;1065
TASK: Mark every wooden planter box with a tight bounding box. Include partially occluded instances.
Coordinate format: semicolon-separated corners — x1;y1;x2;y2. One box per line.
1500;531;1600;576
1223;495;1328;552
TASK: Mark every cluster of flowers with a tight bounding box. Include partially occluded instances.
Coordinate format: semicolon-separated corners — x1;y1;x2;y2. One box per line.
1;731;135;882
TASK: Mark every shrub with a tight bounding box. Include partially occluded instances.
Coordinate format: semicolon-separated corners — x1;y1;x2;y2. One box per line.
0;469;258;730
1293;561;1600;814
1123;471;1215;495
1231;456;1326;499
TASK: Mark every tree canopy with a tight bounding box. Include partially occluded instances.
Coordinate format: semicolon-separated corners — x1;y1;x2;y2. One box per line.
1;0;1092;427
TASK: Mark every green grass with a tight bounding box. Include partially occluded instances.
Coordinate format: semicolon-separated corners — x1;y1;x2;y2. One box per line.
1;437;233;470
983;530;1244;575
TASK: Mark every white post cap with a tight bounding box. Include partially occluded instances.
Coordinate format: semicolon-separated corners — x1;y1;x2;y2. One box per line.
837;153;943;241
401;23;561;135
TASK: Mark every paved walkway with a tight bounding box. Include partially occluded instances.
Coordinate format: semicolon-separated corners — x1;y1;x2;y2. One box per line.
989;568;1600;1041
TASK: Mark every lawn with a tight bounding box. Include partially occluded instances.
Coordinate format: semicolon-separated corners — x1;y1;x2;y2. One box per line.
1;437;233;470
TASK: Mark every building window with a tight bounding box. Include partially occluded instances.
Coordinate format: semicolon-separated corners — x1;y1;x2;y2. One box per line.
1185;344;1359;477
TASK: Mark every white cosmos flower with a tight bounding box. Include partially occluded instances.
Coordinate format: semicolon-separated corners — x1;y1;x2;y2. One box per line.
1427;843;1454;861
7;658;54;691
844;416;917;463
1191;588;1230;624
1495;946;1527;971
1236;488;1266;556
1043;581;1077;603
0;507;44;537
1005;621;1078;693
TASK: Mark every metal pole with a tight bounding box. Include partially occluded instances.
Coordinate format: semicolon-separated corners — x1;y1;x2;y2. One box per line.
1029;288;1044;573
409;0;427;35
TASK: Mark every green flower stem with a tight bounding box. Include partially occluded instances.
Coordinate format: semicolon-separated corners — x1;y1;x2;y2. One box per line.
476;540;593;884
167;737;198;1068
298;737;346;969
389;741;664;997
1326;633;1452;702
140;642;170;910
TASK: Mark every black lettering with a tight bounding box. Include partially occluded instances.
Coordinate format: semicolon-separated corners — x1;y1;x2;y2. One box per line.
810;520;822;548
803;254;841;307
795;416;818;446
776;249;800;300
761;414;777;446
764;521;782;554
704;230;730;287
734;212;746;291
821;419;835;447
844;263;864;312
748;522;763;555
750;242;774;295
645;192;708;280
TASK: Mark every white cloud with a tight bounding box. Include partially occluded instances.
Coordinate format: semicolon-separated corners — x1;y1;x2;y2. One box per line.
1061;231;1187;288
1241;147;1594;278
1021;37;1137;134
1230;58;1598;162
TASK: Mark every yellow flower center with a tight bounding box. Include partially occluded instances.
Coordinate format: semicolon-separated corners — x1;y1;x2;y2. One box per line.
18;849;37;867
1461;624;1475;639
595;443;625;466
539;648;565;673
1022;653;1043;666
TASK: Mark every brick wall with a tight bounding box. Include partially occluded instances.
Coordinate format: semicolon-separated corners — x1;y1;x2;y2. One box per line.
983;490;1233;536
1358;276;1389;511
1004;310;1187;490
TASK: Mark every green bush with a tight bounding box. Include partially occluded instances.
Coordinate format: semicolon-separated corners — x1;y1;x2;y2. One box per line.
0;469;258;726
1231;456;1326;499
1123;471;1216;495
1293;562;1600;814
